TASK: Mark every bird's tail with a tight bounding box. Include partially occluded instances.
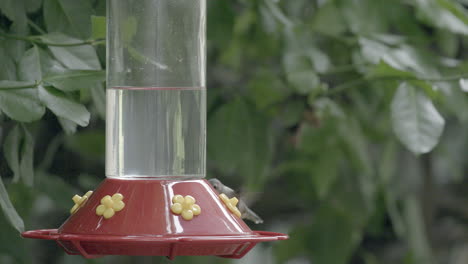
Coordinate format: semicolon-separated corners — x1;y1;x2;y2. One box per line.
242;207;264;224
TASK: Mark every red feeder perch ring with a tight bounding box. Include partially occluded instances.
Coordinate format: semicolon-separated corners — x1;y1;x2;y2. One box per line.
22;179;288;259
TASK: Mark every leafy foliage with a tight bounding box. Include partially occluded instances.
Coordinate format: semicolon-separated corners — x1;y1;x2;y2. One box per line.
0;0;468;264
391;82;445;154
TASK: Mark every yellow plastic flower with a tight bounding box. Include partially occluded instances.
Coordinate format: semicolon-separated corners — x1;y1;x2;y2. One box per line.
70;191;93;214
96;193;125;219
219;193;241;218
171;195;201;220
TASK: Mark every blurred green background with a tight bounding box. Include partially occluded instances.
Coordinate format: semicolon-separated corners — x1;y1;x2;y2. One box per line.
1;0;468;263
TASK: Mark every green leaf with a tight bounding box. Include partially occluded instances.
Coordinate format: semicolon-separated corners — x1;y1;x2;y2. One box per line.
460;79;468;92
360;38;401;68
368;61;440;99
435;29;459;57
0;89;45;122
359;38;437;76
438;0;468;24
391;82;445;154
368;61;416;79
91;15;106;39
439;82;468;122
90;83;106;119
311;2;346;36
19;126;34;187
0;176;25;233
38;85;90;126
3;21;29;62
339;0;389;34
0;182;33;263
311;97;345;119
3;126;21;182
379;142;407;238
339;118;375;211
18;46;66;81
208;99;251;173
340;117;373;176
3;126;35;186
410;80;440;100
18;46;42;81
43;0;92;39
312;151;340;199
1;47;61;122
415;0;468;35
0;42;17;80
0;0;26;25
307;47;331;74
248;73;290;109
286;71;320;95
283;51;311;72
39;33;101;70
208;98;272;186
296;124;342;199
43;70;105;92
283;52;321;95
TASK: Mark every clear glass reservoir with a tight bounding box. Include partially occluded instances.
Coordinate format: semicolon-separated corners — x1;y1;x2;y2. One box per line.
106;0;206;179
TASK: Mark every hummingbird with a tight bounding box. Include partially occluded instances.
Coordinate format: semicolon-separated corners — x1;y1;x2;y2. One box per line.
208;178;264;224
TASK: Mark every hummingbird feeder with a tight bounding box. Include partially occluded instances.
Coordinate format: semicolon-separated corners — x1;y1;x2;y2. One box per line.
22;0;287;259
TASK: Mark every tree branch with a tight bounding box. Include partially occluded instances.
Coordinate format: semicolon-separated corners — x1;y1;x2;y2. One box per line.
27;19;46;35
0;81;41;90
327;74;468;96
0;32;105;47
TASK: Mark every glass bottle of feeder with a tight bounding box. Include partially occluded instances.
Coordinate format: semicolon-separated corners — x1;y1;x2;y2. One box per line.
22;0;287;259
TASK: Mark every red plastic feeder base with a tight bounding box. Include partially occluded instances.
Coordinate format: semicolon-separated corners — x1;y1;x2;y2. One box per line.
22;179;288;259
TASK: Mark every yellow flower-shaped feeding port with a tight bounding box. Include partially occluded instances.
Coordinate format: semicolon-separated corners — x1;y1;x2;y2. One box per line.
70;191;93;214
219;193;241;218
96;193;125;219
171;195;201;221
